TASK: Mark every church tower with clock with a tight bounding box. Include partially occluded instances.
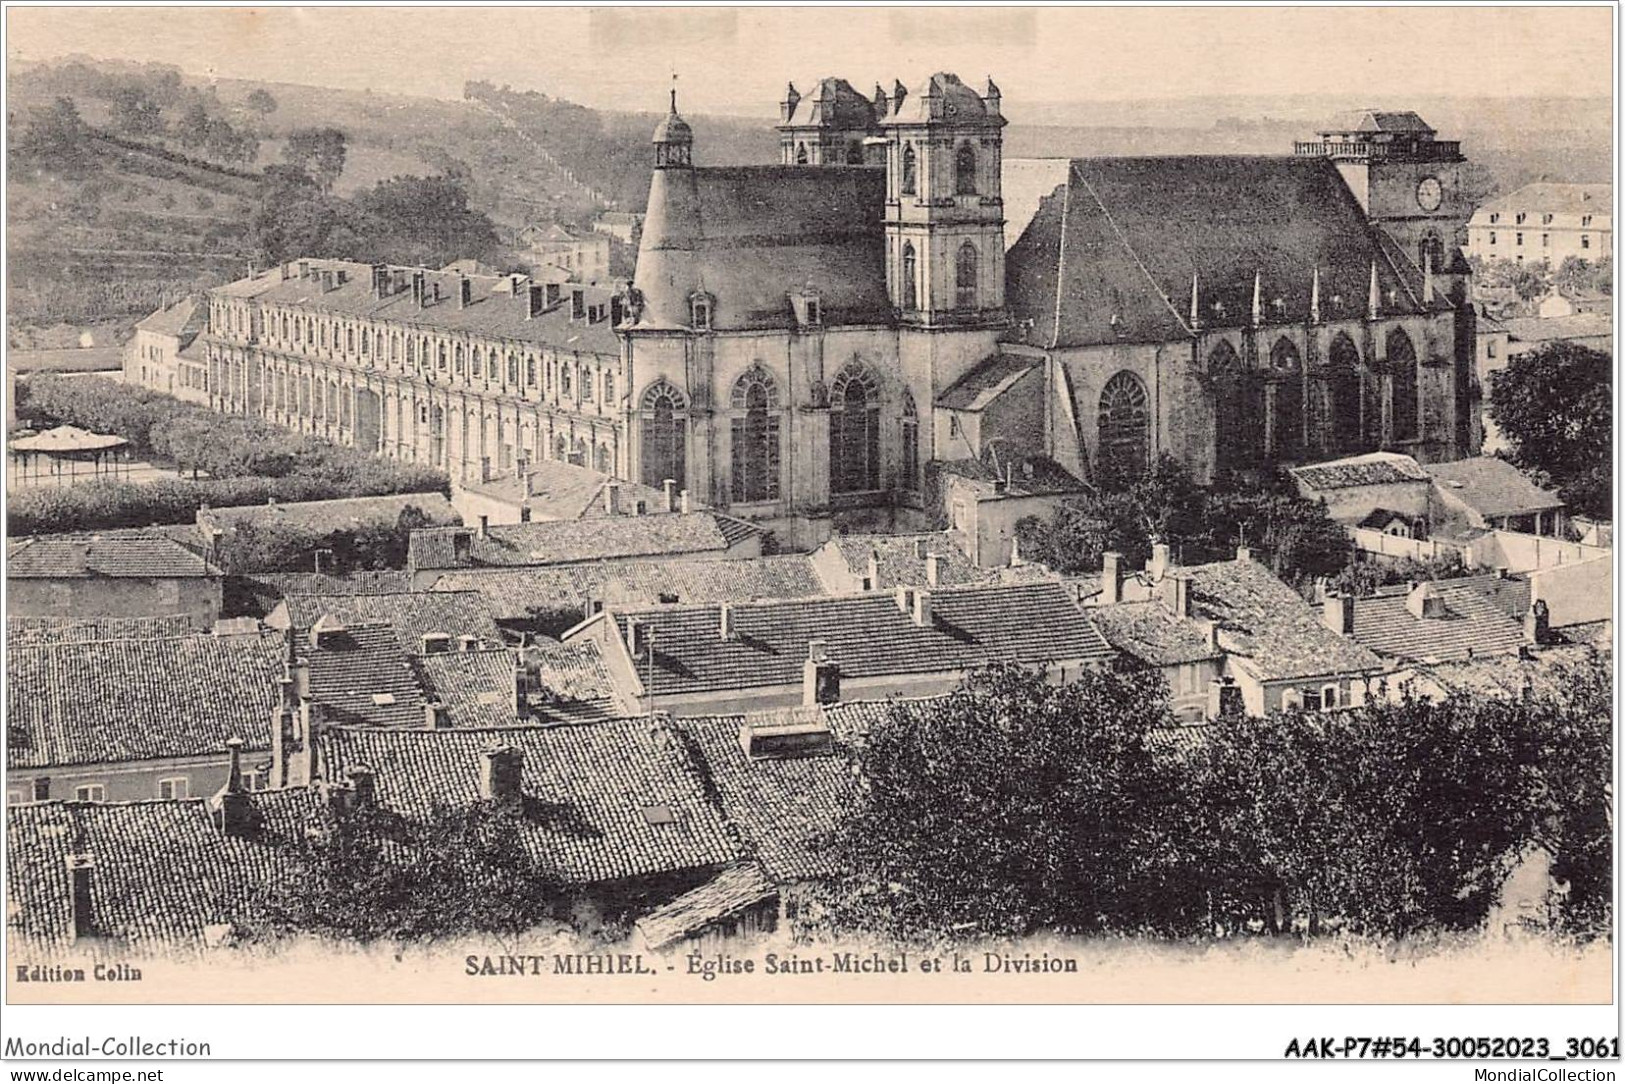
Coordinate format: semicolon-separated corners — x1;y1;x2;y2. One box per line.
1295;110;1472;281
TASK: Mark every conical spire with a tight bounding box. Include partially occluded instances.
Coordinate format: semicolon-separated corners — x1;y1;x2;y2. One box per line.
1309;266;1321;324
1368;259;1381;319
1251;270;1263;327
1189;272;1201;332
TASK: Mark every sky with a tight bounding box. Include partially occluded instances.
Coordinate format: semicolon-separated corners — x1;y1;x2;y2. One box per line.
6;6;1614;116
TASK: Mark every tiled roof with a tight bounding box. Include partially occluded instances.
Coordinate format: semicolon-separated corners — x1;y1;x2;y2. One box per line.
134;295;205;340
1290;452;1430;491
231;570;414;619
1425;457;1566;518
824;532;1050;590
305;623;425;729
1323;109;1435;135
633;166;890;332
1503;314;1613;344
1474;182;1612;217
1089;601;1224;667
1326;576;1531;663
1357;507;1422;531
634;863;778;951
522;641;624;725
1416;644;1604;701
933;457;1090;498
6;791;326;946
316;719;742;885
274;591;503;654
676;713;859;883
7;535;220;579
7;631;285;769
782;76;880;129
429;555;827;622
409;512;758;572
1182;559;1386;682
6;614;201;645
211;260;622;356
461;460;671;521
200;492;460;537
411;648;521;729
610;581;1115;697
935;353;1042;411
1007;156;1438;348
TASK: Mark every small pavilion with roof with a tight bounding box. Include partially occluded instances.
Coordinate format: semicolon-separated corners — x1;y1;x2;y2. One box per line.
8;424;133;489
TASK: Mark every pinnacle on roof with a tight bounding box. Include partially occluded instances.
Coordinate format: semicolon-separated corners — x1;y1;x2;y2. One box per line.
651;86;693;145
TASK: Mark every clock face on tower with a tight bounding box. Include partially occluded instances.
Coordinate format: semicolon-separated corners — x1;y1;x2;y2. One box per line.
1416;176;1443;212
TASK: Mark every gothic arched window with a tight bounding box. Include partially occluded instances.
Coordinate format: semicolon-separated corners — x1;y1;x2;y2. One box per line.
902;243;918;310
901;143;917;195
955;143;977;195
1326;333;1364;452
955;242;979;311
847;141;864;165
900;391;920;493
730;366;781;503
1269;338;1304;460
640;381;688;491
1098;371;1149;482
830;363;881;494
1209;341;1264;471
1387;328;1419;442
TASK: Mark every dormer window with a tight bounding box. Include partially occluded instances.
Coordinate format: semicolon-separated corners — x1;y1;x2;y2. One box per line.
690;292;713;331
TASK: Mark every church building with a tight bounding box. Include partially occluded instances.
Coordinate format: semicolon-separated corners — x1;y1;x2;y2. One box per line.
620;79;1477;545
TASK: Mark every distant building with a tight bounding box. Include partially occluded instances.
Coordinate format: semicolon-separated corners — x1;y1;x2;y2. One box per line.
1537;291;1611;319
452;455;672;526
809;530;1051;591
569;580;1116;715
1289;452;1435;527
125;295;208;403
518;223;611;282
1501;313;1613;359
264;590;505;655
5;628;283;805
6;534;222;627
1313;574;1533;665
196;492;461;569
1467;183;1611;266
591;211;644;245
1425;456;1566;538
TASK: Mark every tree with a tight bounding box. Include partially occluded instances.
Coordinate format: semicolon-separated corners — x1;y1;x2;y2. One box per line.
174;100;211;149
820;665;1184;943
349;175;501;267
13;97;97;176
109;86;164;137
283;126;348;191
249;165;350;264
244;87;278;116
1554;255;1612;299
1487;342;1612;519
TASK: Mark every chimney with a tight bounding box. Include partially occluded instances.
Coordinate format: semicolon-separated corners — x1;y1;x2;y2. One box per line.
545;282;561;307
1101;551;1123;605
1197;618;1221;652
719;602;734;640
1405;580;1447;620
603;481;622;516
479;745;524;810
526;284;545;319
209;737;253;837
1523;598;1550;645
421;632;452;655
432;281;443;303
570;288;586;321
680;489;692;515
457;634;478;652
912;588;933;627
924;551;942;587
280;262;290;281
477;514;490;539
452;529;474;565
297;259;310;279
866;549;881;591
1168;575;1191;618
423;700;451;728
663;478;678;512
310;615;345;651
1150;541;1172;581
412;270;426;309
802;640;841;705
66;854;97;943
1324;590;1355;636
895;585;914;613
1235;545;1252;563
914;538;929;560
344;765;376;807
455;276;472;309
1206;675;1244;719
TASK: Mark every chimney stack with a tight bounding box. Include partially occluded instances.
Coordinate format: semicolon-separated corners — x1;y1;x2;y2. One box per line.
457;275;473;310
895;585;914;613
526;284;546;319
457;634;478;652
344;765;376;808
1324;590;1355;636
866;549;881;591
1198;618;1221;652
1101;551;1123;605
1150;541;1172;581
914;539;929;560
412;270;426;309
66;854;97;943
479;745;524;810
209;736;254;837
719;602;734;640
1405;580;1446;620
663;478;678;513
477;514;490;539
452;529;474;565
603;481;621;516
912;588;933;627
1168;574;1192;618
680;489;692;515
924;551;942;587
1235;545;1252;563
423;700;451;728
802;640;841;705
